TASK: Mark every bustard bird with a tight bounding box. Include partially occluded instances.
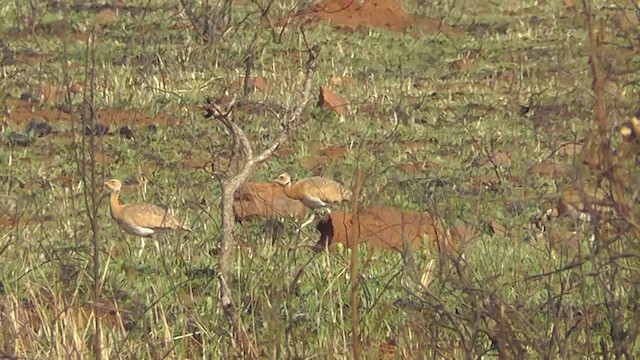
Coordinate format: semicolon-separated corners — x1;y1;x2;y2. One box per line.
104;178;192;256
274;172;352;229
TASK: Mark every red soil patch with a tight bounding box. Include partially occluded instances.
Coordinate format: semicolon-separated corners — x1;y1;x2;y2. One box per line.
233;182;308;221
5;98;180;127
528;160;569;177
7;19;90;43
330;75;355;87
318;85;348;114
249;76;269;93
396;161;438;174
468;174;524;193
301;156;329;172
295;0;463;36
3;293;134;342
93;152;113;165
92;8;119;26
180;158;210;170
6;99;71;123
489;220;507;237
400;140;429;154
302;145;350;171
14;53;53;66
0;214;54;230
30;83;83;104
97;109;179;126
319;145;349;158
555;142;584;159
315;205;458;255
450;224;477;245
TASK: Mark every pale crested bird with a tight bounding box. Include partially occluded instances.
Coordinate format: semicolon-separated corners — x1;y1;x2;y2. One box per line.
274;172;352;229
104;179;192;257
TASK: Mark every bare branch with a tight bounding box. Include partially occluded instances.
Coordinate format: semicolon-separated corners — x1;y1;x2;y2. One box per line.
250;44;319;165
204;42;319;358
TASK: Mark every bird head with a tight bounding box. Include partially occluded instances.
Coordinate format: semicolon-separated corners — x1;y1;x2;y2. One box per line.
620;110;640;143
104;179;122;192
274;173;292;186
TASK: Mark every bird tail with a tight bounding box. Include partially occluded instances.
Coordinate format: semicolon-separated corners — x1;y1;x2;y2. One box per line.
343;188;354;202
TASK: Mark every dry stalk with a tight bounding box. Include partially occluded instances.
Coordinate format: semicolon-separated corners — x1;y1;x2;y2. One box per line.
348;170;365;360
67;27;103;359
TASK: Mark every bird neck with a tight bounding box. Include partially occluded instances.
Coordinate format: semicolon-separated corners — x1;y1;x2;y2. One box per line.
282;183;297;199
109;191;123;218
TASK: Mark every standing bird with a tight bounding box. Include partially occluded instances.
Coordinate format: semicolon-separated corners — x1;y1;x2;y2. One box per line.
104;178;192;257
274;172;352;229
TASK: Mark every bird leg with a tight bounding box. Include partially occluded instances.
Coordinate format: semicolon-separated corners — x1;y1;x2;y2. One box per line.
138;237;146;258
153;238;161;254
298;213;316;232
137;236;161;257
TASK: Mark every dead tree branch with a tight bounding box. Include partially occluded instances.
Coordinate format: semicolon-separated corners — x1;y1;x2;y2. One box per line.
202;44;319;358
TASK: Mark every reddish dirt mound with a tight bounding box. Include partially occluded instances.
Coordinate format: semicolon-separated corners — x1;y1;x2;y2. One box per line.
301;145;350;172
0;213;54;230
315;205;458;254
233;182;308;221
396;161;438;174
296;0;462;36
97;108;179;127
5;98;179;127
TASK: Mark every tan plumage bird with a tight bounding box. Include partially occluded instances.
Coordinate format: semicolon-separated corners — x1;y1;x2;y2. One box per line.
104;179;192;256
274;172;352;229
620;110;640;144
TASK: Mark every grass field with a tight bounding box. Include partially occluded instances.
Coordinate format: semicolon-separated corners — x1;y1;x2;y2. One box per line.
1;0;640;358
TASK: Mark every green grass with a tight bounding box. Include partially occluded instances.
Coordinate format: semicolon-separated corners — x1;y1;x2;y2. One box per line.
1;0;640;358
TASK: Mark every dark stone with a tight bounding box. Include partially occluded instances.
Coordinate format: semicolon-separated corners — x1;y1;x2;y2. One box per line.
84;122;110;136
26;119;53;137
8;132;34;146
118;125;134;139
20;92;35;102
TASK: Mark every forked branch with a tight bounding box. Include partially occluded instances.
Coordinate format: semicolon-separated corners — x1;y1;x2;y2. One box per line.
202;43;319;358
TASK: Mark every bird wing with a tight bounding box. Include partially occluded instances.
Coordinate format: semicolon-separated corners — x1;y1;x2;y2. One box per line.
121;203;186;230
303;177;351;203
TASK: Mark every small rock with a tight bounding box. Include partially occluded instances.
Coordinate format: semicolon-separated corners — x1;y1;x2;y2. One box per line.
119;126;134;139
93;9;118;26
25;119;53;137
69;83;83;94
84;122;110;136
8;132;34;146
489;220;507;237
529;160;568;177
490;150;512;169
318;85;348;115
505;201;526;215
329;75;355;87
57;104;73;114
1;45;15;66
251;76;268;93
20;92;35;102
123;320;136;331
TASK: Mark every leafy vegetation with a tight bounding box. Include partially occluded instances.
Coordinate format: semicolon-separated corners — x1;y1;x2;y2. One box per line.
1;0;640;358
